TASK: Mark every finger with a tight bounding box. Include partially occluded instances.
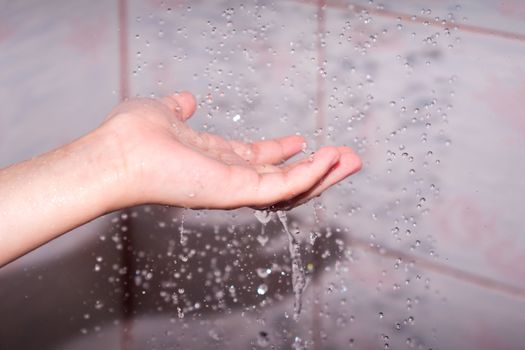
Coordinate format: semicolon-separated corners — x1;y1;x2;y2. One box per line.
195;131;233;152
224;147;341;208
230;135;306;165
280;147;362;208
160;91;197;121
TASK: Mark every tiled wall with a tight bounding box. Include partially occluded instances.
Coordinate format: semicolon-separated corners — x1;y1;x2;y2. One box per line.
1;1;524;349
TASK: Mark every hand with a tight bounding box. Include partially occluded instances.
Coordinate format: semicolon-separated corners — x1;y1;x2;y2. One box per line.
101;92;362;210
0;90;361;266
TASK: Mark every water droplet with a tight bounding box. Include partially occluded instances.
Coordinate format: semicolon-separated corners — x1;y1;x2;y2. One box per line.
257;331;270;347
257;235;269;246
308;153;315;162
301;142;308;153
257;268;272;278
257;284;268;295
94;300;104;310
309;231;320;244
254;210;273;224
292;336;305;350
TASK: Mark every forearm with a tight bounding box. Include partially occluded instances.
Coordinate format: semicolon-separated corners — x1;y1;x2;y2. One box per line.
0;129;126;266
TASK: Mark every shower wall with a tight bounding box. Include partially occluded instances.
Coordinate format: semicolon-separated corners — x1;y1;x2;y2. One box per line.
1;0;524;349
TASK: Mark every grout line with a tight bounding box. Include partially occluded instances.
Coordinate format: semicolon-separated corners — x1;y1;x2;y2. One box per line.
315;0;327;148
292;0;525;43
311;2;326;350
118;0;129;101
350;236;525;300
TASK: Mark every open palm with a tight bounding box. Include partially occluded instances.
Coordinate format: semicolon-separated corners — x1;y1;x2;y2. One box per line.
102;92;361;210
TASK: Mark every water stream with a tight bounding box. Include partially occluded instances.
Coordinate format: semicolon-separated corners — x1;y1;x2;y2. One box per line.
255;210;306;320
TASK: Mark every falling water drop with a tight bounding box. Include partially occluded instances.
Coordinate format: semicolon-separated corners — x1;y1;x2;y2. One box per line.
257;284;268;295
309;231;320;245
257;331;270;347
254;210;273;224
254;210;272;246
256;267;271;278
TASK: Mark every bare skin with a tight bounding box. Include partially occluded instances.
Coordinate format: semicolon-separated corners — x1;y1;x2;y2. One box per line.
0;92;361;266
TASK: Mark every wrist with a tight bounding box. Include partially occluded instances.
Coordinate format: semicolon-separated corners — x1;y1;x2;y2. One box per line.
79;126;134;214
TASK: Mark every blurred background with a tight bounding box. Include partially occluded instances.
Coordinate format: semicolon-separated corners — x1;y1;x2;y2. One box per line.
1;0;525;349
